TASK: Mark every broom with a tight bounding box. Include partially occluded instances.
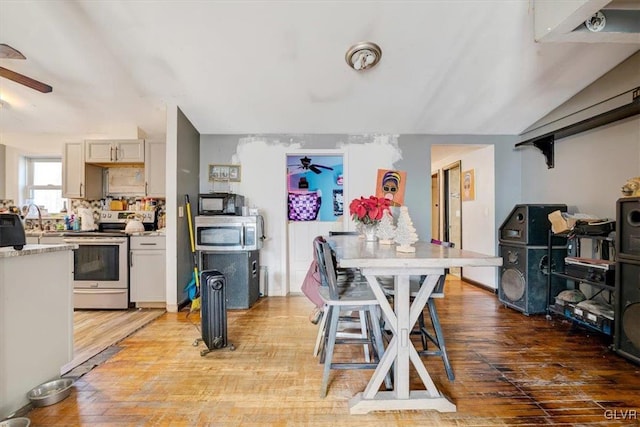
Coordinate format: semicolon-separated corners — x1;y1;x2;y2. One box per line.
185;195;201;311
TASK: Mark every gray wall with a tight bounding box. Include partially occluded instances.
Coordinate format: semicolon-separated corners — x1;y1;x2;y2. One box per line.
520;48;640;218
176;108;201;305
521;115;640;218
395;135;432;239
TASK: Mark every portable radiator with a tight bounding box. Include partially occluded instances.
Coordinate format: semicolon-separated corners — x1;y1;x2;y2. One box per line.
200;270;228;352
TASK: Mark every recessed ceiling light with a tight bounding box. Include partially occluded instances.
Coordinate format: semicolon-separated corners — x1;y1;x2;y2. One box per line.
345;42;382;71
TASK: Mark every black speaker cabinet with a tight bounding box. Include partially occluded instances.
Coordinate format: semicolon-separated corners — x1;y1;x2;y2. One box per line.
200;250;260;309
614;260;640;364
498;244;567;315
617;197;640;261
499;204;567;246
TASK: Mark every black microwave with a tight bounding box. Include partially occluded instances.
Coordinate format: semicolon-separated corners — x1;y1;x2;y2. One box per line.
198;193;245;215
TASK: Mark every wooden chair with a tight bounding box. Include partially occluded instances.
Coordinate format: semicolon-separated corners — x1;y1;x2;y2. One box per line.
312;236;371;361
316;240;390;397
380;239;455;381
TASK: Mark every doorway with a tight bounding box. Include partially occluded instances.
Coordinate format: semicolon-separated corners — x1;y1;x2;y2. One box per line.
431;172;440;240
443;161;462;276
286;151;345;295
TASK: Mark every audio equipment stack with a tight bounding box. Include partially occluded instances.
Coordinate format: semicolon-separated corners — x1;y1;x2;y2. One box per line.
614;196;640;364
498;204;567;315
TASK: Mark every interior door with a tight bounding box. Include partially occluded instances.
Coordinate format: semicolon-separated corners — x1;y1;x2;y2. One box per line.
288;221;338;294
431;172;440;240
443;161;462;276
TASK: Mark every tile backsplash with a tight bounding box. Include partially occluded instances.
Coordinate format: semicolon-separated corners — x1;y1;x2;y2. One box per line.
0;199;15;209
2;198;165;231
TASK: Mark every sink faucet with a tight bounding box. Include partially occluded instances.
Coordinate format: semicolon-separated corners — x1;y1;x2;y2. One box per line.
25;204;44;232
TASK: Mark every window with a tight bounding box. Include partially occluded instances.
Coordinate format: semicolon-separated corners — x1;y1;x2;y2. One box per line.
25;157;64;213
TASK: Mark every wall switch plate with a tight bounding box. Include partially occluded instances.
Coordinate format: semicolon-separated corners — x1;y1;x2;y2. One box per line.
178;206;184;217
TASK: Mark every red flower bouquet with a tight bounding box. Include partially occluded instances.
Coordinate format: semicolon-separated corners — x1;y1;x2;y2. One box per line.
349;196;391;225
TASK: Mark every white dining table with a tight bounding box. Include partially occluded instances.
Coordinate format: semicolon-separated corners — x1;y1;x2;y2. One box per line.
327;236;502;414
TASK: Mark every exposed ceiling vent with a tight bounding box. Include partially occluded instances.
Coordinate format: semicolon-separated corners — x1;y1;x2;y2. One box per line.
534;0;640;43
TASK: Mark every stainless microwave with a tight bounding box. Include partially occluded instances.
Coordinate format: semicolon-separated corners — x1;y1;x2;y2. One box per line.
198;193;244;215
195;215;264;251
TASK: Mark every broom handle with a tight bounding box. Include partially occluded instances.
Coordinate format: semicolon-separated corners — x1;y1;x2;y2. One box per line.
185;195;200;288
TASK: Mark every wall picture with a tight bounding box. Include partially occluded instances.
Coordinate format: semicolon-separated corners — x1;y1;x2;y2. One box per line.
209;164;241;182
286;154;344;221
376;169;407;207
333;189;344;216
462;169;475;201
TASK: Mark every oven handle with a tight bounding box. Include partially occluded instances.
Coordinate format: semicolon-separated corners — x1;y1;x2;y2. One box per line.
74;289;127;295
64;238;127;244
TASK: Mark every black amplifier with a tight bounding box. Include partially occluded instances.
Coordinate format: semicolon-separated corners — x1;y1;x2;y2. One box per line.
565;263;615;286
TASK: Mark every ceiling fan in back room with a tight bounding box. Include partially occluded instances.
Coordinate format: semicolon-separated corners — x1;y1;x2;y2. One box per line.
288;156;334;174
0;43;53;93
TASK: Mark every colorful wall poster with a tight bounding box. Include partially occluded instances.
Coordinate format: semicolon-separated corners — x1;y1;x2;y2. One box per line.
376;169;407;207
286;154;344;221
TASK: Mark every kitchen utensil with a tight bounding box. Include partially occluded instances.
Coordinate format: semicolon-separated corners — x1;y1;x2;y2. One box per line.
124;214;145;234
27;378;73;407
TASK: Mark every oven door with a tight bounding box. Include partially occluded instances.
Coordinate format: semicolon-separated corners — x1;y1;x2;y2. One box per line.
65;237;129;309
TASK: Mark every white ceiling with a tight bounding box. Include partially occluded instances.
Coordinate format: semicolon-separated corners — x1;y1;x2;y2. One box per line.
0;1;639;150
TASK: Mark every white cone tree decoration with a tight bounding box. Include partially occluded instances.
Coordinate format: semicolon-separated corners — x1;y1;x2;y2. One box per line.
377;210;396;244
394;206;418;252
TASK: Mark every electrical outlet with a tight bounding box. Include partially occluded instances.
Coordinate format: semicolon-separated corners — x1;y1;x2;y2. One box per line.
178;206;184;217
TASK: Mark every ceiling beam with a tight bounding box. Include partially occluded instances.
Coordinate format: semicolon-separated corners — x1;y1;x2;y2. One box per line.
533;0;640;43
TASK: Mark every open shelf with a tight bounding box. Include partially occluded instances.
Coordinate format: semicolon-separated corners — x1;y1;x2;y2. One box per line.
547;230;616;337
551;271;615;291
548;304;613;336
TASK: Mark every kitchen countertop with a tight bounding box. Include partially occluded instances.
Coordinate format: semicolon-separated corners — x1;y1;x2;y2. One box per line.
25;230;165;237
0;244;77;258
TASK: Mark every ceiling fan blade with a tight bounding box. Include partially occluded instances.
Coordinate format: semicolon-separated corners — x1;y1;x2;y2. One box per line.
309;165;322;174
314;164;334;170
0;44;26;60
0;67;52;93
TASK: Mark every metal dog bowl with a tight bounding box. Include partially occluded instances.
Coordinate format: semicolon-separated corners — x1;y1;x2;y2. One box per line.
27;378;74;407
0;418;31;427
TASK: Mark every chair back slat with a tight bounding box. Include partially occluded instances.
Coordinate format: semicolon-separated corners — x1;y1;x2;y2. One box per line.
320;241;341;300
313;237;329;288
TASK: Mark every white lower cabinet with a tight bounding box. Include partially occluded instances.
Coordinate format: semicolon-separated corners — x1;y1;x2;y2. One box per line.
130;235;166;306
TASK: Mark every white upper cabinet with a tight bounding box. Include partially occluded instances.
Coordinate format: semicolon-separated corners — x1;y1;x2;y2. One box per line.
63;142;103;199
85;139;145;164
144;140;166;197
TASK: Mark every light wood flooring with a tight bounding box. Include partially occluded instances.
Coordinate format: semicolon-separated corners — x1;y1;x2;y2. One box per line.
23;279;640;426
63;309;166;373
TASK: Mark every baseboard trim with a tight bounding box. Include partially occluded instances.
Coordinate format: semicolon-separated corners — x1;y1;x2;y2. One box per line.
462;276;497;294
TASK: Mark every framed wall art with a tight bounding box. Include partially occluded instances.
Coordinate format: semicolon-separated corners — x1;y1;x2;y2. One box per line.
462;169;475;201
209;164;241;182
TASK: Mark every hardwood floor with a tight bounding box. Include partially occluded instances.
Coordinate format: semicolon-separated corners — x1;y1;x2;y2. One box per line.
64;309;166;373
23;279;640;426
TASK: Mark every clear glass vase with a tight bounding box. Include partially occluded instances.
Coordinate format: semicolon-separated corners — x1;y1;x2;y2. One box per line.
362;223;378;242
